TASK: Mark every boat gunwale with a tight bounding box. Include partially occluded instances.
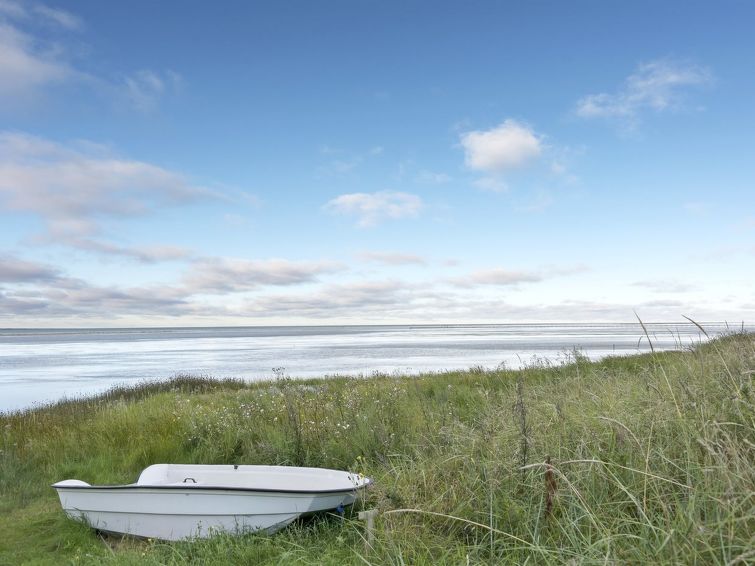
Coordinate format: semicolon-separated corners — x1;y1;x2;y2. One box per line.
51;480;372;495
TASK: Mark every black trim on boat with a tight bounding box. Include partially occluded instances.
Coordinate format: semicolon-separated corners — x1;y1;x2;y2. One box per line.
51;480;372;495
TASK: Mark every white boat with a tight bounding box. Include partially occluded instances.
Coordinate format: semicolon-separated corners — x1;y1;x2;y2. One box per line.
52;464;371;540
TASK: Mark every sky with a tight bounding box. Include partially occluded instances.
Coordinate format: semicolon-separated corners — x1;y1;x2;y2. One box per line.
0;0;753;327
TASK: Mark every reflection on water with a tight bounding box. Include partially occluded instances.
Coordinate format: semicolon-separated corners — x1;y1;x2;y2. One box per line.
0;322;748;411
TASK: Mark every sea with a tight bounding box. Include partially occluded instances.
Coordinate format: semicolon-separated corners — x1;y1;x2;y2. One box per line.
0;322;749;412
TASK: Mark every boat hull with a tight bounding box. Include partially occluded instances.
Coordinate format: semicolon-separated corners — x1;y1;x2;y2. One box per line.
55;486;357;540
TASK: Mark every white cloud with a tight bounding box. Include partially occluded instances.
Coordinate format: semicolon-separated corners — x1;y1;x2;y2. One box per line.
241;280;435;320
0;2;84;102
460;120;542;173
0;252;190;317
0;1;82;29
549;158;579;185
632;280;697;293
0;252;749;324
0;21;71;99
0;252;347;320
124;69;182;112
473;177;508;193
183;257;344;294
237;278;720;323
0;131;213;257
0;281;190;318
325;191;422;227
0;253;61;282
450;268;543;288
550;161;566;175
515;190;554;213
69;240;193;263
450;264;588;288
0;1;25;18
317;145;384;176
0;4;178;110
576;58;712;123
416;170;451;184
357;251;426;265
33;5;82;30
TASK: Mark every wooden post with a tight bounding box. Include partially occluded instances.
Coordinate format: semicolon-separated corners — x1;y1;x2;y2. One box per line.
358;509;378;551
545;455;557;518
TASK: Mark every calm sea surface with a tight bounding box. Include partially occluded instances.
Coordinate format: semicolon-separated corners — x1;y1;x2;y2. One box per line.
0;322;748;412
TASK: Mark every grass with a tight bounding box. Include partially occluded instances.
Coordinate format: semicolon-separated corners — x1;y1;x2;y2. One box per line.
1;333;753;565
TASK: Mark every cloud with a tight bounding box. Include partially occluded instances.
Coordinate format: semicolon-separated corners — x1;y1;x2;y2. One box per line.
0;252;191;318
70;285;186;311
0;253;749;323
450;264;588;288
576;58;712;123
183;257;344;294
416;170;451;184
0;282;190;318
473;177;508;193
0;252;347;320
0;1;82;29
0;290;50;314
32;4;82;30
0;4;178;110
238;278;716;324
0;253;61;283
0;1;25;19
460;120;542;173
1;249;347;319
0;131;213;258
450;268;543;288
0;20;72;100
134;245;193;263
124;69;182;112
68;240;193;263
317;145;384;176
324;191;422;227
357;251;426;265
515;190;555;213
632;280;697;293
639;299;685;308
241;280;437;320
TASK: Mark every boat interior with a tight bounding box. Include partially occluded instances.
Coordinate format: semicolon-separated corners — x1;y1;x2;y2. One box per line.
135;464;369;491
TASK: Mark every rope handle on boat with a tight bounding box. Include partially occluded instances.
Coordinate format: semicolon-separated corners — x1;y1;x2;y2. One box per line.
183;477;197;483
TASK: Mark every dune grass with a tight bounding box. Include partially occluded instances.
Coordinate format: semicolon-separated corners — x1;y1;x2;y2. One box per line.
1;333;753;565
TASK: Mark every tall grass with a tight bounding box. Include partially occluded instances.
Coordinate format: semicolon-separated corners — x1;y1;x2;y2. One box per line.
1;333;753;564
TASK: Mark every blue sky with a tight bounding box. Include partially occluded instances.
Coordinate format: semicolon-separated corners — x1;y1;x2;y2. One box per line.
0;0;753;326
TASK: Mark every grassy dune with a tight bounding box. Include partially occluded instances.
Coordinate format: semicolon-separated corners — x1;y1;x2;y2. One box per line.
1;334;753;565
